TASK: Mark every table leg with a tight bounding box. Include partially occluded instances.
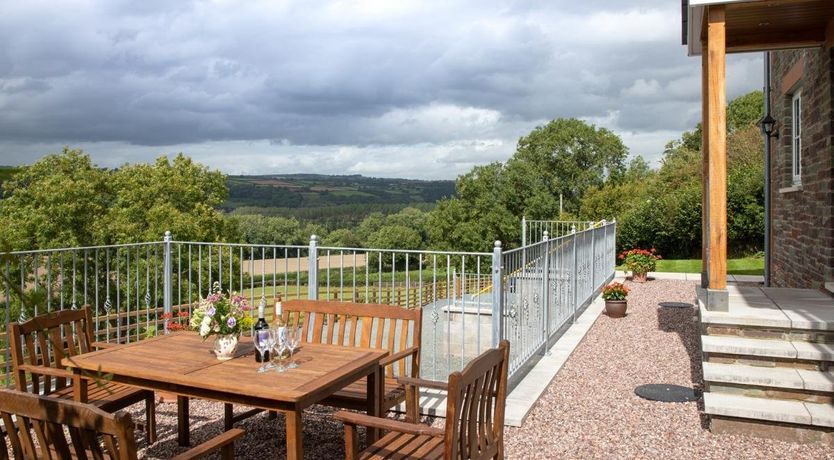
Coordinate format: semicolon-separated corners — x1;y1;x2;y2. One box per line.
366;365;383;443
177;396;190;447
285;410;303;460
72;369;87;402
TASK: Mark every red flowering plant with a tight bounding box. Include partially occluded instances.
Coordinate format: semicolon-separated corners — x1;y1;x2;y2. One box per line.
602;282;629;301
618;248;661;275
161;310;190;332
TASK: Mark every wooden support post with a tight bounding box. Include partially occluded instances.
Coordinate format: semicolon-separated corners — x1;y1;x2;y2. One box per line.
701;44;710;288
706;5;728;292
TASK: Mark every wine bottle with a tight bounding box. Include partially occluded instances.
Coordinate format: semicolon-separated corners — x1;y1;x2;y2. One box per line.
254;300;269;363
274;294;285;328
274;295;287;360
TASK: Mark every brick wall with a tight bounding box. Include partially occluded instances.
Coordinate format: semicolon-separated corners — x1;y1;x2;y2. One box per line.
769;48;834;288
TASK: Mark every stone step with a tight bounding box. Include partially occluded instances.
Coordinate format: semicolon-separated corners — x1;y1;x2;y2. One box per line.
701;335;834;361
703;362;834;392
699;286;834;331
704;392;834;428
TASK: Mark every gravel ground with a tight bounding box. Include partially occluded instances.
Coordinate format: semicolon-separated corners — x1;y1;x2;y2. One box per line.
107;280;831;458
504;279;833;459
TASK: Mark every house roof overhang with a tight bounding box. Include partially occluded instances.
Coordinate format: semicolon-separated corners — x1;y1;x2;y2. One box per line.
683;0;834;56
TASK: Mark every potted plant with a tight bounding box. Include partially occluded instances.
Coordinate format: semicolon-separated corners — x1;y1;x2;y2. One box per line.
618;248;661;283
602;282;629;318
189;282;255;360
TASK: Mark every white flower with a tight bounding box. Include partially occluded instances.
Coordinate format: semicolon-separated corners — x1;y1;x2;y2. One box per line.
199;322;210;337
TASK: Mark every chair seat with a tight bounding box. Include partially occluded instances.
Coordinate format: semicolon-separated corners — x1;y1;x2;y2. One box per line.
328;376;405;410
360;431;444;460
49;380;150;412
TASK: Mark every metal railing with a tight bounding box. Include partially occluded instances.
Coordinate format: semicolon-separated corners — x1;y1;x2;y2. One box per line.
522;218;597;246
500;221;616;384
1;220;616;388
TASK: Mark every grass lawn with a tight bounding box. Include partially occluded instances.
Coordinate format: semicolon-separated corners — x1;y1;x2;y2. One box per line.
619;257;764;276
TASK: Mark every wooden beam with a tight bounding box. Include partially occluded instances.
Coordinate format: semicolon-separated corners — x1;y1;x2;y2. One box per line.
701;42;710;288
826;17;834;49
726;28;827;53
706;5;727;291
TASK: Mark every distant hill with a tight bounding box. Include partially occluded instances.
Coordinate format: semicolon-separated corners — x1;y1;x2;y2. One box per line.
223;174;456;226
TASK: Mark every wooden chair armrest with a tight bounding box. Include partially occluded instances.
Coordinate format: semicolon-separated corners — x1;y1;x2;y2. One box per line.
397;377;448;392
334;411;443;437
91;341;120;350
379;346;419;367
17;364;74;380
171;428;245;460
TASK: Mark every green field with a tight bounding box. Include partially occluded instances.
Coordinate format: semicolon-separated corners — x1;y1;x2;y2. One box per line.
619;257;764;275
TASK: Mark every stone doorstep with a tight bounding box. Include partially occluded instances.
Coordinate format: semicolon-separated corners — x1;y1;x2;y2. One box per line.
704;362;834;392
704;362;804;390
701;335;798;359
703;334;834;361
698;285;834;332
704;392;834;428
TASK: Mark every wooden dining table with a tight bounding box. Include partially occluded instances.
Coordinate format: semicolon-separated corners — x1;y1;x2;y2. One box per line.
63;332;389;459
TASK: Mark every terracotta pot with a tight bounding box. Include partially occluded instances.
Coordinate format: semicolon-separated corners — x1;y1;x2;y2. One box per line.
631;271;648;283
605;300;628;318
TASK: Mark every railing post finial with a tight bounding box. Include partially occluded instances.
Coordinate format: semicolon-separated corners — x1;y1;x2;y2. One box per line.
542;230;549;242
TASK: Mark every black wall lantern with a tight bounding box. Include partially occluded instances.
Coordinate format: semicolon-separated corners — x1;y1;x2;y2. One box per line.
760;114;779;139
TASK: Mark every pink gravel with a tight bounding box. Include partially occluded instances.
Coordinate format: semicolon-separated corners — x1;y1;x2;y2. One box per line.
22;279;829;458
504;279;833;459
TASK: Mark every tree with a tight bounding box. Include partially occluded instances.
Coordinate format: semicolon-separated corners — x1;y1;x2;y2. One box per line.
232;214;304;245
0;148;110;249
504;118;628;217
428;118;627;251
107;154;232;243
0;149;234;250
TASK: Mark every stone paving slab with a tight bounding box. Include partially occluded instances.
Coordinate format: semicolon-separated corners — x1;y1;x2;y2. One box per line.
792;341;834;361
797;368;834;392
805;401;834;427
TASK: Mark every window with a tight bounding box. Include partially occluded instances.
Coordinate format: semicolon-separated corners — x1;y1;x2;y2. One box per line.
791;90;802;185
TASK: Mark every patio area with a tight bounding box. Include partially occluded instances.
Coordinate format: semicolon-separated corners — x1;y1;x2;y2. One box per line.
121;279;831;458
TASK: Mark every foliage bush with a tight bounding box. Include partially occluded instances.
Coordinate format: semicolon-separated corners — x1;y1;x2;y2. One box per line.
618;248;661;274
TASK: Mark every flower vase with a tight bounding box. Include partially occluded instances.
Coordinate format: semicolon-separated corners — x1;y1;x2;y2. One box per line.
632;271;648;283
213;334;239;360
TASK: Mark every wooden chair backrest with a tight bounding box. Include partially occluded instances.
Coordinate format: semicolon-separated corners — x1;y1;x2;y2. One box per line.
8;307;96;395
444;340;510;460
0;388;137;460
277;300;422;378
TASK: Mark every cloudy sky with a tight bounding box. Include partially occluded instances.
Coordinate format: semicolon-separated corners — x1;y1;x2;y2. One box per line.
0;0;762;179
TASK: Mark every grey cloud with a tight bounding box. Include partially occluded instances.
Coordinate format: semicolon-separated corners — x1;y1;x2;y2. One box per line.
0;0;762;176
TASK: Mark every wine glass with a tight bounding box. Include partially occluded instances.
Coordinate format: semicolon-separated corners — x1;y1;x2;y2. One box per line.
254;329;271;373
271;326;288;373
285;327;300;369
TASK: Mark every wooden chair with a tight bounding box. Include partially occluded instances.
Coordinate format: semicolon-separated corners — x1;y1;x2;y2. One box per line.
8;306;157;443
335;340;510;460
281;300;422;411
225;300;422;428
0;388;244;460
